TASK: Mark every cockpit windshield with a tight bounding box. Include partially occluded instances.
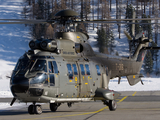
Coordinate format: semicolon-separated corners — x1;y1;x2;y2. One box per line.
14;54;47;73
14;54;33;72
30;60;47;72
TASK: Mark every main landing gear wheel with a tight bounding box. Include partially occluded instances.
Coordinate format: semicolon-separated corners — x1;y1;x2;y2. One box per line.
28;104;34;114
50;103;60;112
108;100;117;111
28;104;42;115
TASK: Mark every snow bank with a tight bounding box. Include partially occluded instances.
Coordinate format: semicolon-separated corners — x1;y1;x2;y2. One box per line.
109;77;160;91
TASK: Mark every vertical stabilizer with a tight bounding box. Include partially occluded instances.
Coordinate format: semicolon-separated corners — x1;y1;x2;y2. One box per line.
132;35;151;61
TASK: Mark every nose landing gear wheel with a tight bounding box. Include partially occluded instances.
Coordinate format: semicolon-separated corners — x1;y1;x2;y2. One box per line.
108;100;117;111
34;105;42;114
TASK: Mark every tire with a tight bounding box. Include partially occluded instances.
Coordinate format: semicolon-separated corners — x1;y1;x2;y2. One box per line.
34;105;42;115
50;103;58;112
108;100;117;111
28;105;34;114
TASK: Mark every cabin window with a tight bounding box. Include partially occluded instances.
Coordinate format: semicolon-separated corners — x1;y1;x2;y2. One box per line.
67;64;73;79
85;64;90;75
31;60;47;72
48;61;53;73
52;61;58;73
72;64;78;75
80;64;85;75
96;65;101;75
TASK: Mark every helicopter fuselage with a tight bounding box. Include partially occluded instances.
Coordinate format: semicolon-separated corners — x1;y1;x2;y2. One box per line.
10;46;144;103
10;31;149;114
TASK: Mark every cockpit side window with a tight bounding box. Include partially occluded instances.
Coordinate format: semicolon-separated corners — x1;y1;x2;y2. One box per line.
31;60;47;72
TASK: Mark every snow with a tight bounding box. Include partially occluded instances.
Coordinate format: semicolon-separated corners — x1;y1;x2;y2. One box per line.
109;77;160;91
0;59;15;98
0;0;30;62
0;0;28;109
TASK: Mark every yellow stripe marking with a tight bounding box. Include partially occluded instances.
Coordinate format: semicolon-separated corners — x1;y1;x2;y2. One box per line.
132;92;137;96
22;96;128;120
117;96;128;103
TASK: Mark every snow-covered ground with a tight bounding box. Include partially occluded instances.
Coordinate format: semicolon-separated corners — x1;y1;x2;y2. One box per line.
1;75;160;109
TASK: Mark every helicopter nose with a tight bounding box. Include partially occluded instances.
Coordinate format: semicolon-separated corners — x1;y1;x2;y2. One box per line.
11;77;29;94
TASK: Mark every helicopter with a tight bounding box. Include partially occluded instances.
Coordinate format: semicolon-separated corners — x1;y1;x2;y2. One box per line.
1;9;160;115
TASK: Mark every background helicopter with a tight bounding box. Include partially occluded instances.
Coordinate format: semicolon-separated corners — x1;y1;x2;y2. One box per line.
0;9;160;115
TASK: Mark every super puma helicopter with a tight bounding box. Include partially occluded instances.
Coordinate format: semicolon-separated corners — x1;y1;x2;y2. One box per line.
2;9;160;115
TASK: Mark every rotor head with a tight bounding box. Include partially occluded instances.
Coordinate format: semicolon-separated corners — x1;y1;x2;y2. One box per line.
55;9;79;17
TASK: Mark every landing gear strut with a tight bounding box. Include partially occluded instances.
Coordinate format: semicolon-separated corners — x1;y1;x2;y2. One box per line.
103;100;117;111
28;103;42;115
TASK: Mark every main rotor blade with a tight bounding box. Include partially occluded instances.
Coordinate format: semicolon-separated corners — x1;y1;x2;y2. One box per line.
0;19;46;22
0;19;55;24
0;21;47;24
76;21;160;24
84;18;160;22
0;18;159;24
0;21;159;25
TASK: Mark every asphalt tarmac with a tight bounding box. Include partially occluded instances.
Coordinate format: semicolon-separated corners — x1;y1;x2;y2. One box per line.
1;91;160;120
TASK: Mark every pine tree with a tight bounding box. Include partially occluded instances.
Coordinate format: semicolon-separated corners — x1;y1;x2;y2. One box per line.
84;0;91;20
144;51;153;74
125;4;133;36
96;28;108;53
115;51;119;56
150;42;158;61
150;42;159;75
125;4;134;54
108;30;115;54
141;14;152;39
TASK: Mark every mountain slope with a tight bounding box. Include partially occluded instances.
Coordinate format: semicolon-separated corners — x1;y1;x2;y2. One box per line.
0;0;30;62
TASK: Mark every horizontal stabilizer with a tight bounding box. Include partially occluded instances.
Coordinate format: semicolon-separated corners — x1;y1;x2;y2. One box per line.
127;74;143;86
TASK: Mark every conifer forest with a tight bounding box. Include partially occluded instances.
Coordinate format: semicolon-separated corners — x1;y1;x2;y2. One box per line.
22;0;160;75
